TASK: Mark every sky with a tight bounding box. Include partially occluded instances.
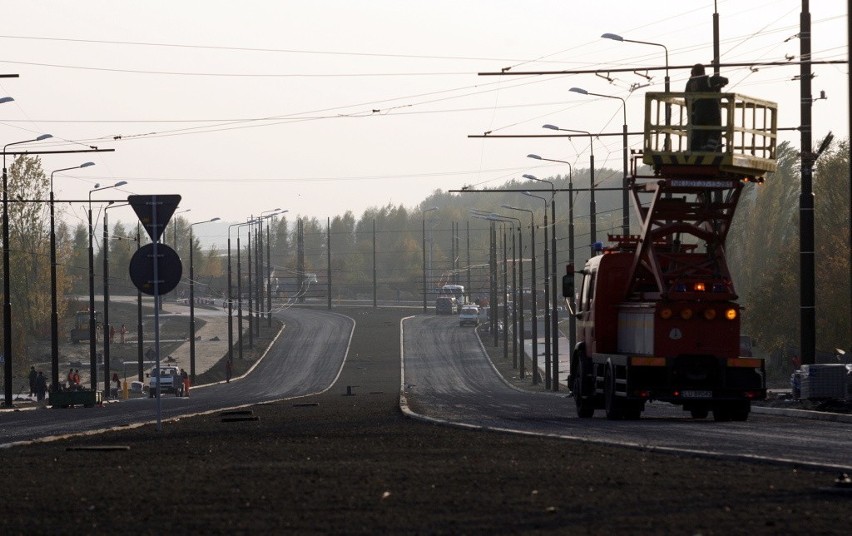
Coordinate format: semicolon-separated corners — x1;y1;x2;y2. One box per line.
0;0;847;245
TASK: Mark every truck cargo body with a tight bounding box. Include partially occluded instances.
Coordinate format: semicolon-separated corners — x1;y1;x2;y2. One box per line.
572;252;765;421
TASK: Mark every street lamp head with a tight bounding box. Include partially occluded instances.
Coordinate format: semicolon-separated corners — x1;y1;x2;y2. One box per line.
542;124;559;131
522;174;537;180
527;154;542;160
0;97;13;104
569;87;589;96
81;162;95;168
211;217;221;222
93;183;101;189
36;134;53;141
114;180;127;187
601;32;623;42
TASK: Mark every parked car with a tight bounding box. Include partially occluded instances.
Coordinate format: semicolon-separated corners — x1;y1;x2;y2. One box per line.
458;305;480;327
147;365;183;397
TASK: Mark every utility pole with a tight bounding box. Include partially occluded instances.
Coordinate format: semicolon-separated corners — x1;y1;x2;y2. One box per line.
799;0;816;365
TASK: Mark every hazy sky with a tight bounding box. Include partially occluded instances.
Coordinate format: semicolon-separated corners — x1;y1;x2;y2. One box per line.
1;1;847;244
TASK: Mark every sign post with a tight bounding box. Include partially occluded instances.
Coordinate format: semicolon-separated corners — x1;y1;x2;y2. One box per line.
128;195;182;431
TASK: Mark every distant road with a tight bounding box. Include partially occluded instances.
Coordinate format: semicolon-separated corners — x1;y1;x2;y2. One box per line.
0;308;352;447
402;315;852;471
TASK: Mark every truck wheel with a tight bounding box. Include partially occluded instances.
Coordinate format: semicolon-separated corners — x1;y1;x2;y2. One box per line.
712;403;732;422
690;407;710;419
730;401;750;421
572;355;595;418
604;366;625;420
571;354;595;419
623;401;643;420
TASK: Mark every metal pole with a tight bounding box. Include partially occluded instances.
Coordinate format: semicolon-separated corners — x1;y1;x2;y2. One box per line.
372;219;377;308
491;222;497;347
2;162;10;406
422;215;427;312
799;0;816;365
189;226;196;382
502;223;508;360
590;151;597;257
247;225;253;348
518;222;524;378
621;121;629;236
327;217;332;310
227;229;233;364
102;210;111;397
510;224;517;365
466;220;471;303
236;233;244;360
136;223;143;382
152;197;162;431
568;172;576;366
551;194;559;391
542;202;551;389
49;182;59;393
88;205;97;390
530;213;538;384
255;222;261;335
267;222;272;326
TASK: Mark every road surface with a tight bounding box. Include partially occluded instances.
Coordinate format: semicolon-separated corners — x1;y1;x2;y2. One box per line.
402;314;852;471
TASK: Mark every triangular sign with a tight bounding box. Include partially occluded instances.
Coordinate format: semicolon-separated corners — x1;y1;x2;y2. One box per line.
128;194;182;243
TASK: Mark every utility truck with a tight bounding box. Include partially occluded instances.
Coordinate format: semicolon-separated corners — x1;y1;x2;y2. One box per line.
564;90;777;421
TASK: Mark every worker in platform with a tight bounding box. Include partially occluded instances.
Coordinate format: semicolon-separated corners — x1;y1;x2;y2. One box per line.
685;63;728;151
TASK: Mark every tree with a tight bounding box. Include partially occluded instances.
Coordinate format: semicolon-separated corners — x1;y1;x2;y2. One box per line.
1;156;73;368
728;139;850;370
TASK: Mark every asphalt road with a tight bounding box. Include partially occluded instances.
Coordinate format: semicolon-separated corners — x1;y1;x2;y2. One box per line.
0;308;352;446
2;307;849;535
403;314;852;471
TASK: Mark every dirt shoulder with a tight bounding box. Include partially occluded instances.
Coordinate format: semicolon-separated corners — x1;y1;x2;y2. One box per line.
1;307;848;535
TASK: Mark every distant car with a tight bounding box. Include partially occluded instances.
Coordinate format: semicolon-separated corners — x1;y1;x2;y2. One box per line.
459;305;480;327
147;366;183;397
435;296;457;315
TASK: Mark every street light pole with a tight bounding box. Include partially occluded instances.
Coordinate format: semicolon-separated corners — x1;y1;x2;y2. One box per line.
103;201;126;398
524;172;561;391
49;161;94;393
602;32;669;150
189;217;220;383
227;223;239;366
3;133;51;406
527;157;570;391
259;209;284;327
523;188;551;389
136;223;143;382
88;181;126;391
601;33;669;92
542;125;597;256
482;213;519;368
503;204;538;385
569;87;629;236
421;207;438;312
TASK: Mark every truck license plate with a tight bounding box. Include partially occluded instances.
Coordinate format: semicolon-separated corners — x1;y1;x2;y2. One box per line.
682;390;712;398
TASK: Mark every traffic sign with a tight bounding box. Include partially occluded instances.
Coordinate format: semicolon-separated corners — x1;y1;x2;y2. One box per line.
129;243;183;296
128;194;182;243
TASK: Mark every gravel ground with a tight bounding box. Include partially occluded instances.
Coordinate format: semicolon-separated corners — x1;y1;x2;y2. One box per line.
2;307;850;535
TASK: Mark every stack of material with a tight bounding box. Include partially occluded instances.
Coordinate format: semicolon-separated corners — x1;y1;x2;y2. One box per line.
799;364;848;400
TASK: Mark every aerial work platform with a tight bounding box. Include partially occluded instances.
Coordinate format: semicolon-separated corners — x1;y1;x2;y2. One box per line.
642;91;778;181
